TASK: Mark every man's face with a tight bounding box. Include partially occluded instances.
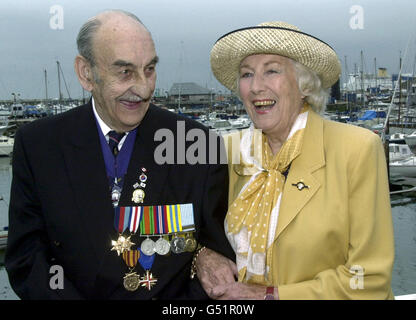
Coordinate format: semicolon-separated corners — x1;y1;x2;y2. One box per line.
90;19;158;132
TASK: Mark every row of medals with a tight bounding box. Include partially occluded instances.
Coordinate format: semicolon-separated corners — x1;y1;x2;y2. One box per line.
118;168;199;291
122;233;197;292
130;168;197;256
141;233;198;256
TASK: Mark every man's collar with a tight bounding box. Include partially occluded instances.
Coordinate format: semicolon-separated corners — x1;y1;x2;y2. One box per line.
92;97;113;137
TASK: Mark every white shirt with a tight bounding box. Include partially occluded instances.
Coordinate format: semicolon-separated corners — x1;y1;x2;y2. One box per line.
92;97;128;150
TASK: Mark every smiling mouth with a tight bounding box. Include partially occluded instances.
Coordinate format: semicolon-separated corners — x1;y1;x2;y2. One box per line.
119;97;148;109
253;100;276;110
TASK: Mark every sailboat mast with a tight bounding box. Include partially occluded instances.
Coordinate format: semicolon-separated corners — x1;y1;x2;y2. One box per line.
44;69;48;101
374;58;377;96
344;56;349;114
399;54;402;128
57;61;62;114
360;50;365;108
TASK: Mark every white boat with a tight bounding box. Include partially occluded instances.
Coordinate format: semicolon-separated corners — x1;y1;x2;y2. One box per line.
389;143;414;162
229;116;251;129
0;135;13;156
389;132;407;145
404;131;416;153
0;229;7;250
0;123;8;136
390;156;416;178
208;119;238;135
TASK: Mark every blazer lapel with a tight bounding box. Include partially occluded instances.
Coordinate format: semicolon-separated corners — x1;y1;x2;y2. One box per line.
61;103;114;262
275;111;326;240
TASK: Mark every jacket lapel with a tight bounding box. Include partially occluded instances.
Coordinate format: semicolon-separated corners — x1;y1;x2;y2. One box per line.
61;102;114;263
275;110;326;240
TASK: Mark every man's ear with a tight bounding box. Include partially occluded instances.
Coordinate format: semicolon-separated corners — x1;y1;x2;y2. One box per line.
74;55;94;92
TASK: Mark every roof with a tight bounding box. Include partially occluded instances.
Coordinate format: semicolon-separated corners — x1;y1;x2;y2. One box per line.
169;82;211;96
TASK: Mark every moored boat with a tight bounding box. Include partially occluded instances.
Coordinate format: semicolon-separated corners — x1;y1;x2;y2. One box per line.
0;136;13;157
389;143;414;162
0;227;7;250
390;156;416;178
404;130;416;153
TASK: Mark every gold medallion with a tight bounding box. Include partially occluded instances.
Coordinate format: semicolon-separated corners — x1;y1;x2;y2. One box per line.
184;234;197;252
123;272;141;291
132;189;145;204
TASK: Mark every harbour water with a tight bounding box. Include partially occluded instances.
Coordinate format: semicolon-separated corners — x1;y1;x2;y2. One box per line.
0;155;415;299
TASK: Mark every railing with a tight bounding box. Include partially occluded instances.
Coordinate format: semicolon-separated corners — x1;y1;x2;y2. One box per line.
390;186;416;195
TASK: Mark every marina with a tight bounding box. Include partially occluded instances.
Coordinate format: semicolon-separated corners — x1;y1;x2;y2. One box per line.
1;69;416;299
0;110;416;299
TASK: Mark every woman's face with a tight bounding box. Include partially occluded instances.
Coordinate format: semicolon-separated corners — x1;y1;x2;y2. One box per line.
238;54;304;140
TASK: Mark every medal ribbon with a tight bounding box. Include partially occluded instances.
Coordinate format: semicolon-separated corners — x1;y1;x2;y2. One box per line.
129;206;142;233
114;206;132;233
179;203;195;232
114;206;143;234
167;205;181;233
138;247;155;270
140;206;154;235
138;204;195;235
95;117;137;200
122;250;140;268
155;206;165;234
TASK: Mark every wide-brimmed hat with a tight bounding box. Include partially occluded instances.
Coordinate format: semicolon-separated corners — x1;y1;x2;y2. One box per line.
210;21;341;92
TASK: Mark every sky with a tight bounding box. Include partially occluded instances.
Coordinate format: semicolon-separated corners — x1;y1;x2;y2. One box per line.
0;0;415;100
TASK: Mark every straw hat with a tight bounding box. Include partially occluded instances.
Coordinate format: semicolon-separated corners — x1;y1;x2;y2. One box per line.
210;21;341;92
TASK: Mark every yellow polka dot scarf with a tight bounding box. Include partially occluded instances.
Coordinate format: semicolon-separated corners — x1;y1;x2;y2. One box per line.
225;103;310;285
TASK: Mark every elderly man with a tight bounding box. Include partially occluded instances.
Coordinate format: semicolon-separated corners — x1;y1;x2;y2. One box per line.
5;10;234;299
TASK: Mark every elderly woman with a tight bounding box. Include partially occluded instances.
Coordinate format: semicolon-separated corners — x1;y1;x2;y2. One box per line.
197;21;394;300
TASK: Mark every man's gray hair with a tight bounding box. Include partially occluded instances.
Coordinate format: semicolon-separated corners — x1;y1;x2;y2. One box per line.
76;10;144;66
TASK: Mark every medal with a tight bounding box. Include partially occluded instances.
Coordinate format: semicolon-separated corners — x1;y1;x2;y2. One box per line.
132;168;148;200
138;248;157;290
140;270;157;291
139;173;147;182
132;189;145;204
111;207;141;256
123;272;141;291
141;237;156;255
122;250;141;291
184;234;197;252
155;236;170;255
170;235;186;254
111;235;135;256
111;184;122;207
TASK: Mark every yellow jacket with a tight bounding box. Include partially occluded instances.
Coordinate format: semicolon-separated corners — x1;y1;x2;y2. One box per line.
226;110;394;299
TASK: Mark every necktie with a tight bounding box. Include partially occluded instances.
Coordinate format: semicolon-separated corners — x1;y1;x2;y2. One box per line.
108;130;125;157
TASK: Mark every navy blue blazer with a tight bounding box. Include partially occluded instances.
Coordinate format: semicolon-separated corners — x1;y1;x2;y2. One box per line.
5;101;234;299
